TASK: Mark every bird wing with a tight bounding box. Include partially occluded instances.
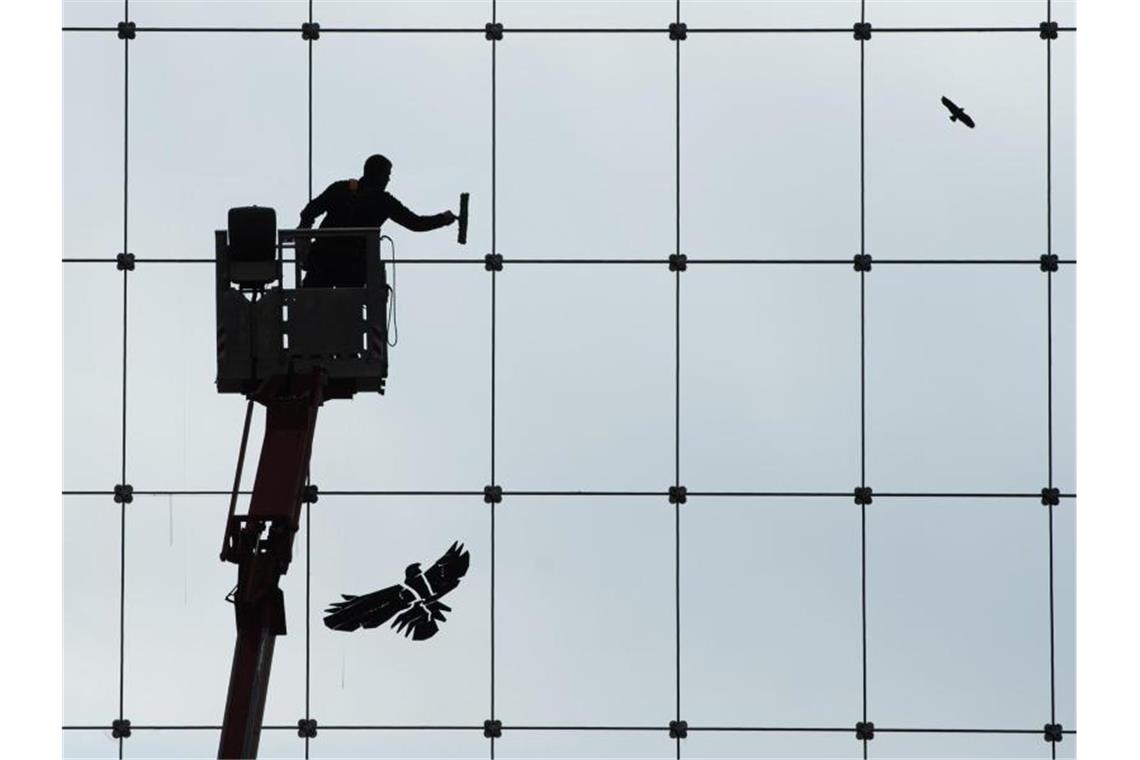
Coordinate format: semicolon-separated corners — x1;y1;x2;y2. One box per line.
960;112;976;129
392;601;442;640
323;583;414;632
941;95;957;111
423;541;470;599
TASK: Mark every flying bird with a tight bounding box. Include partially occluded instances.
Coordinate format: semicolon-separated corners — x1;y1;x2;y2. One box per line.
324;541;470;640
940;96;976;129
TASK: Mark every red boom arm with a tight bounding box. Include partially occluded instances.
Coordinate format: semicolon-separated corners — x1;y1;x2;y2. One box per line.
218;372;323;759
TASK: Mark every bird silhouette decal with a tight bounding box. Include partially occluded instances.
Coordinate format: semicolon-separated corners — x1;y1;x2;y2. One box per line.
940;96;976;129
324;541;470;640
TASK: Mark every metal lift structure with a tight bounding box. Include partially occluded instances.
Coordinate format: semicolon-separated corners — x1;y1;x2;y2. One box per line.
213;208;390;758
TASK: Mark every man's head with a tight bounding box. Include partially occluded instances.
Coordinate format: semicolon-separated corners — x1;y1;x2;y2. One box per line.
361;154;392;189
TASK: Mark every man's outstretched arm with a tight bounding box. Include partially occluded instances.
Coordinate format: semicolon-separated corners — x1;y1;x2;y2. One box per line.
386;194;456;232
298;185;335;229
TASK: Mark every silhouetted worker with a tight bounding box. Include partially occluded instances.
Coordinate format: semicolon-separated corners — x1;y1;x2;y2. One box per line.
298;154;456;287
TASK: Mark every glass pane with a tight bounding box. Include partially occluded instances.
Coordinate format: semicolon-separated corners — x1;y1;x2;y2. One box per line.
686;0;854;30
309;729;485;759
64;0;122;26
64;266;122;490
1052;268;1074;490
684;35;859;260
1055;0;1078;27
683;730;859;759
308;265;489;491
123;495;307;726
311;33;488;260
131;0;308;26
867;498;1051;728
1053;499;1075;729
866;34;1046;260
866;267;1047;493
310;496;490;725
497;497;673;724
498;35;672;259
125;264;487;493
497;730;675;759
121;728;304;759
498;267;673;491
1052;37;1075;261
873;730;1051;759
63;729;119;759
126;265;264;491
318;0;488;28
64;33;121;261
682;267;859;492
497;0;672;27
130;33;307;260
683;498;861;727
64;496;121;725
63;33;123;491
868;0;1074;28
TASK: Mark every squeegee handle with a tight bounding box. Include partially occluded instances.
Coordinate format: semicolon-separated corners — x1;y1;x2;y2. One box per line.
457;192;469;245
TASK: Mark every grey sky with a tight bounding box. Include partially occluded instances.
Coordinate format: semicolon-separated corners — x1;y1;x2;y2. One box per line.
64;1;1075;758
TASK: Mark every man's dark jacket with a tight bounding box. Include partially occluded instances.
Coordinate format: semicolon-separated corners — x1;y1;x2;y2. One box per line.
299;179;451;286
